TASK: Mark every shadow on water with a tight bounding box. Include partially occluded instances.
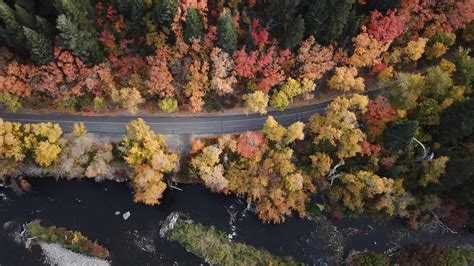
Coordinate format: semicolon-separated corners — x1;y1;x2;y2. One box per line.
0;178;317;265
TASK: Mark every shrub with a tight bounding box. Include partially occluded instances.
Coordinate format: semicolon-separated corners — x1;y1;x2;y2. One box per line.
0;92;22;112
158;97;178;113
93;97;106;112
25;221;109;259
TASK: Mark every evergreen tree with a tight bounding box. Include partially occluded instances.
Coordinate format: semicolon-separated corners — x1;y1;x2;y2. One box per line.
305;0;356;44
56;14;104;65
23;26;54;65
55;0;103;65
115;0;132;15
36;15;55;38
384;120;419;153
155;0;178;27
438;98;474;144
15;0;36;13
14;4;35;29
131;0;146;27
0;0;25;48
453;47;474;87
265;0;300;37
304;0;328;41
282;15;304;50
54;0;92;29
438;158;474;192
184;8;204;42
216;8;237;52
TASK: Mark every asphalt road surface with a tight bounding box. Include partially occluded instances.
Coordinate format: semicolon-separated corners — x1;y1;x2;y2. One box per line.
0;102;329;136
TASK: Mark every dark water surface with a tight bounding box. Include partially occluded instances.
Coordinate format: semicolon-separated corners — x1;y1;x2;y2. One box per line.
0;179;321;265
4;178;469;265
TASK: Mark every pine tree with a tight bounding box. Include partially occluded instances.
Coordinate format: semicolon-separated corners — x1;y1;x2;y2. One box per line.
15;0;35;12
14;4;35;29
383;120;419;153
304;0;328;41
282;15;304;50
216;8;237;52
23;26;54;65
155;0;178;27
327;0;355;43
36;15;55;38
184;8;204;42
115;0;132;15
438;98;474;144
265;0;300;38
305;0;356;44
131;0;146;27
0;1;25;48
54;0;92;29
56;14;104;65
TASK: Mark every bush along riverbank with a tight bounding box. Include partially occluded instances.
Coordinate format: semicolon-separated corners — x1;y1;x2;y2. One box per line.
160;212;301;265
348;244;474;266
24;220;109;259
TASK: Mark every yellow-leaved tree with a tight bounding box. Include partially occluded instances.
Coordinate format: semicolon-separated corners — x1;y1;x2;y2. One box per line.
190;145;229;192
403;37;428;62
328;67;365;92
242;91;269;115
332;170;410;216
262;116;305;148
23;122;63;168
0;119;25;180
309;94;368;159
120;118;178;205
111;87;145;115
270;78;315;111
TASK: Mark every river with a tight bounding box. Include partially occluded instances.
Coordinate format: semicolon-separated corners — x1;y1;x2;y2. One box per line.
1;178;472;265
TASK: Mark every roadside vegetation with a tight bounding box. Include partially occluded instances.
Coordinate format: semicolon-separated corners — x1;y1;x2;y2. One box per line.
0;0;472;114
25;221;110;259
0;118;178;206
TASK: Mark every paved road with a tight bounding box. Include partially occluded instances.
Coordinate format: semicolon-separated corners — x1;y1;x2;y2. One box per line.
0;102;329;136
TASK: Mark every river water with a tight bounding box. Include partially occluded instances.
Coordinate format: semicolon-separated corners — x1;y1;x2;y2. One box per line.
1;178;472;265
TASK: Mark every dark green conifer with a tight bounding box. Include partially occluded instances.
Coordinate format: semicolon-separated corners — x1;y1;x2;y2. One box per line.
131;0;146;27
0;1;25;48
54;0;92;29
438;98;474;144
56;14;104;65
384;120;419;153
216;8;237;52
281;15;304;50
36;15;55;38
155;0;178;27
184;8;204;42
305;0;356;44
55;0;103;65
14;4;35;29
23;26;54;65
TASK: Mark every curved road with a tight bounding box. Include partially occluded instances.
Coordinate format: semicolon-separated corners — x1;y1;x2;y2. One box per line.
0;102;329;136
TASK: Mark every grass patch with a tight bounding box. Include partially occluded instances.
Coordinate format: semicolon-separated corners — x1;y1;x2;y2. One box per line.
168;219;302;265
25;221;109;259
